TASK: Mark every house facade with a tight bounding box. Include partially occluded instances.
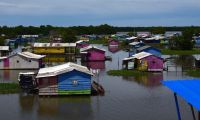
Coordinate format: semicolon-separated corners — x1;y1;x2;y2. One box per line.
80;46;106;61
36;62;93;95
76;40;89;48
108;39;119;47
33;43;76;54
0;52;45;69
123;52;163;71
0;46;10;57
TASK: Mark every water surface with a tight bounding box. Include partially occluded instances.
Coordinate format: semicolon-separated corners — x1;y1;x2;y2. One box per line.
0;44;198;120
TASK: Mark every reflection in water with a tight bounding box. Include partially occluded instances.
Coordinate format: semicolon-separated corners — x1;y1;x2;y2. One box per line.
164;55;195;72
123;73;163;87
173;55;195;67
0;45;197;120
43;54;76;67
37;97;93;120
0;70;38;82
84;61;105;70
43;54;76;63
108;46;120;53
19;94;36;112
82;61;105;76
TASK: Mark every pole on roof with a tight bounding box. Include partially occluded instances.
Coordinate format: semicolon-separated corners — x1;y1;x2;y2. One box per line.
189;104;196;120
174;93;182;120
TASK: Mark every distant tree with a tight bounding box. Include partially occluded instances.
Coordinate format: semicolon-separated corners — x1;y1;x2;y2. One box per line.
151;27;165;34
60;29;77;43
96;24;116;35
169;36;194;50
128;32;134;36
0;36;5;46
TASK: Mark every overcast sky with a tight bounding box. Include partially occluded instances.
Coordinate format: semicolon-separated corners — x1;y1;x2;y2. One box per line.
0;0;199;26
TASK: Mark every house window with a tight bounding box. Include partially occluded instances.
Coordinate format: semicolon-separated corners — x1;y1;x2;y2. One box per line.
29;60;32;62
152;61;156;64
72;80;78;86
17;60;19;63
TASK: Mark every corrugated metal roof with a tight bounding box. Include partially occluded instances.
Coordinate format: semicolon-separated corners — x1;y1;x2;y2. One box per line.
33;43;76;47
52;43;76;47
193;55;200;60
129;42;140;46
123;52;152;60
76;40;84;44
0;46;9;51
126;36;137;40
136;45;151;51
162;80;200;111
80;45;106;52
0;57;7;60
123;56;135;61
33;43;51;47
132;52;152;59
18;52;45;59
36;62;93;78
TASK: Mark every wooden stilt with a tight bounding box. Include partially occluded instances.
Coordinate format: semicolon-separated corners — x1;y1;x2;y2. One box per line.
198;112;200;120
189;104;196;120
174;93;182;120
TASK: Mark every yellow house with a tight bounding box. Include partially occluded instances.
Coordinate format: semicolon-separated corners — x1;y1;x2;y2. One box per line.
33;43;76;54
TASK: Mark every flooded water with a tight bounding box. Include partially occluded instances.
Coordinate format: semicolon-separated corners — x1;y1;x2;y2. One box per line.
0;44;198;120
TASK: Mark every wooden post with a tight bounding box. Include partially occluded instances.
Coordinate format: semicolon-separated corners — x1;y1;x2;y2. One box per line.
198;112;200;120
174;93;182;120
189;104;196;120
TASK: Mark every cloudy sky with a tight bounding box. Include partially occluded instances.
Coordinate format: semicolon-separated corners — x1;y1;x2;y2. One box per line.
0;0;199;26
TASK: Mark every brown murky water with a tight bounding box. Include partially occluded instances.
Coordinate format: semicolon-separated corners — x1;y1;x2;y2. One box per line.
0;45;198;120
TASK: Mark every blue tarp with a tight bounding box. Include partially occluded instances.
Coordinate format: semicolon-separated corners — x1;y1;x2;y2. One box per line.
162;80;200;111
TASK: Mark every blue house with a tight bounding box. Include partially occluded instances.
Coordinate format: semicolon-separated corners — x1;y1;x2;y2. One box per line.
194;36;200;47
129;42;145;57
136;45;161;57
36;62;93;95
6;39;18;49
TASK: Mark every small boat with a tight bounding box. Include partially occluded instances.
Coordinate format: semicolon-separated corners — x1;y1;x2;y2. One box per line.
18;72;38;93
105;56;112;61
91;81;105;96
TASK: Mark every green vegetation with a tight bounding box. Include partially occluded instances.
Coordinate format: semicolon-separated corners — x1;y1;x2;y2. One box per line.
186;69;200;77
161;49;200;55
1;25;200;39
107;70;148;77
0;36;5;46
36;38;50;43
169;36;194;50
0;83;20;94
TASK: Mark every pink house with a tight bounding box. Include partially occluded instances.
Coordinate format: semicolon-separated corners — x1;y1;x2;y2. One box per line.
108;46;120;53
123;52;163;71
108;39;119;47
134;52;164;71
80;46;106;61
76;40;89;48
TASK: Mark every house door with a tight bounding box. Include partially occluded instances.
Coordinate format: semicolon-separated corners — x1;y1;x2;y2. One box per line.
3;58;9;68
